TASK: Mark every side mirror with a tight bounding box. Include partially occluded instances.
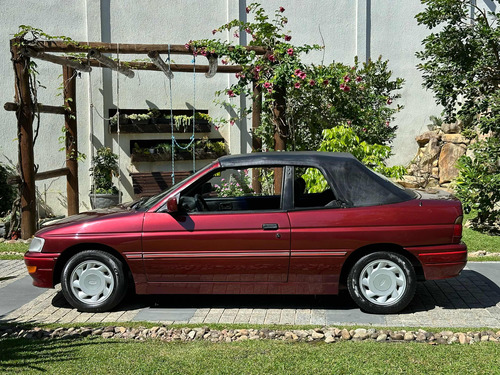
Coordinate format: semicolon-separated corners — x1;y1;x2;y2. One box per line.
166;196;178;213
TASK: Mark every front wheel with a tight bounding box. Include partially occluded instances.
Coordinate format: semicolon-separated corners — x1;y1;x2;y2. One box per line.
347;251;416;314
61;250;128;312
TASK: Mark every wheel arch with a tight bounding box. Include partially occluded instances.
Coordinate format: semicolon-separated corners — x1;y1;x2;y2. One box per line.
339;243;424;287
53;243;135;289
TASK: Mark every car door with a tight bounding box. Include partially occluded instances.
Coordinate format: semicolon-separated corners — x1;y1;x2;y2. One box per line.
142;166;291;283
287;166;348;292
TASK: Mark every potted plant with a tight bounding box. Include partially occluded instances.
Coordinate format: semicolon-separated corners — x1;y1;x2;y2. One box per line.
90;147;120;209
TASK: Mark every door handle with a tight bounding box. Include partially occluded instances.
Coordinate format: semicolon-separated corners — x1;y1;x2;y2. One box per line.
262;223;279;230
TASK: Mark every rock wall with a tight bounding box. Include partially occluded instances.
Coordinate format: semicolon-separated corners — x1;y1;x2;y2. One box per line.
398;122;471;189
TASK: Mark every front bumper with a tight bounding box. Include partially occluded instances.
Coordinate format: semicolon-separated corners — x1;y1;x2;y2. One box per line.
24;252;59;288
408;243;467;280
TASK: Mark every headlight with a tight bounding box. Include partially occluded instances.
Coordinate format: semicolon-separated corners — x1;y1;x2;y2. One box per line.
28;237;45;252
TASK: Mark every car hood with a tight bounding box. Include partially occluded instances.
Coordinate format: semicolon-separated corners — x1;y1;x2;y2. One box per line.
36;206;144;236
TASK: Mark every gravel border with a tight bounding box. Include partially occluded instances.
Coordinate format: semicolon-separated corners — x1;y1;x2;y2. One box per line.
1;325;499;345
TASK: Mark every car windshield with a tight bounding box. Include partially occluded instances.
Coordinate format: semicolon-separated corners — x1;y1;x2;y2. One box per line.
132;163;216;211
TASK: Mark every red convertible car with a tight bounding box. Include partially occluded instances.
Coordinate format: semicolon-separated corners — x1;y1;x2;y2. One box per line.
24;152;467;314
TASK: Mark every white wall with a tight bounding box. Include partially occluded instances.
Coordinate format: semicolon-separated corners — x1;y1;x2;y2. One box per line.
1;0;469;216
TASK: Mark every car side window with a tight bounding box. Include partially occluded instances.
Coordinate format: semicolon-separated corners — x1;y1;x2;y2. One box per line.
180;167;284;213
294;167;340;209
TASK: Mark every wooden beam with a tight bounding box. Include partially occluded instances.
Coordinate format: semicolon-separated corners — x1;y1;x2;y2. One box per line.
21;47;91;72
8;167;70;185
4;102;67;115
27;40;267;55
147;51;173;79
88;49;134;78
88;59;243;73
12;40;37;239
63;66;79;216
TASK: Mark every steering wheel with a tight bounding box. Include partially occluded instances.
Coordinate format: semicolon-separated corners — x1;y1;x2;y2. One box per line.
194;194;209;212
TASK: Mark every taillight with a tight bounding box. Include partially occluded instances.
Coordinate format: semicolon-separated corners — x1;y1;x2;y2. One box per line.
452;215;463;244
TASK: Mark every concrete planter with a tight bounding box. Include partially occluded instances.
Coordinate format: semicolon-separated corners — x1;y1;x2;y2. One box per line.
89;193;120;209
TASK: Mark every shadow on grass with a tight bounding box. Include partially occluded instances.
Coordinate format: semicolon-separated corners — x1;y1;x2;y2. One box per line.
0;336;119;373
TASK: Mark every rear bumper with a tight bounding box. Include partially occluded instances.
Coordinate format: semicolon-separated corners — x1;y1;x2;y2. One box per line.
407;243;467;280
24;252;59;288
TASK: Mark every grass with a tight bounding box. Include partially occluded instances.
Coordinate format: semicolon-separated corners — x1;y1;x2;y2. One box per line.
462;212;500;261
0;242;27;260
0;337;499;375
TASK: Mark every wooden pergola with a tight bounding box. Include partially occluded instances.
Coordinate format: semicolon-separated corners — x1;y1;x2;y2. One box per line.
5;39;268;239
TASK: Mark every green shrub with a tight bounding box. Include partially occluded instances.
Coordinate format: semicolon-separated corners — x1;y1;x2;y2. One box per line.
90;147;119;195
0;163;15;216
455;138;500;225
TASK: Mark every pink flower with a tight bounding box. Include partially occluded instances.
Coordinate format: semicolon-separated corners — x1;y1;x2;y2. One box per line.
323;79;329;85
294;69;302;75
362;128;367;132
235;73;241;79
298;71;307;79
246;6;250;13
268;54;276;62
252;34;257;41
200;49;207;56
264;82;272;89
347;120;352;125
287;48;294;56
279;6;285;12
233;32;239;38
309;79;316;86
340;84;350;92
282;18;288;24
227;90;235;97
356;76;362;82
386;98;393;105
184;42;191;49
267;88;273;94
386;121;390;127
245;28;252;34
294;82;301;89
255;65;261;72
221;59;228;65
230;120;235;126
343;75;351;82
215;125;220;130
212;29;217;35
284;35;291;41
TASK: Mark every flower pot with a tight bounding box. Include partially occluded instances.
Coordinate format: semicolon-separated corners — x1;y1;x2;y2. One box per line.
89;193;120;209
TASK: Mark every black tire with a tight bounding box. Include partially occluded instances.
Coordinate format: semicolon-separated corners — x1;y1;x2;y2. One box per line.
347;251;416;314
61;250;128;312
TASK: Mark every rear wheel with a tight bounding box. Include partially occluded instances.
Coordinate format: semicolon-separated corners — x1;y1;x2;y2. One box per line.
61;250;127;312
347;251;416;314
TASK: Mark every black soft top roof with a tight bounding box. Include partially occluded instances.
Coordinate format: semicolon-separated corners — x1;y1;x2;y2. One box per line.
219;151;356;167
218;151;414;207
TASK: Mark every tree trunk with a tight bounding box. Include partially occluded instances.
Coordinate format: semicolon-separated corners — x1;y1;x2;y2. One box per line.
272;86;287;193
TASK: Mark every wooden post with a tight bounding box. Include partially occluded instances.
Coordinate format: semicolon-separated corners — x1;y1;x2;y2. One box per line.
272;86;287;194
63;66;79;216
12;40;37;239
251;82;262;194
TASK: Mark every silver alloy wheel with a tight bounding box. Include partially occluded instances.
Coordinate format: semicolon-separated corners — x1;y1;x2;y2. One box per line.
358;259;406;306
69;260;115;304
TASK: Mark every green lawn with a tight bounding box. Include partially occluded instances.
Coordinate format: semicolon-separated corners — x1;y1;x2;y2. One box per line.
0;337;499;375
462;212;500;260
0;242;27;260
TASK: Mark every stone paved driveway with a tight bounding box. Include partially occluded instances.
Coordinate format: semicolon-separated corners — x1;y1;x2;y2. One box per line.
1;260;499;328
